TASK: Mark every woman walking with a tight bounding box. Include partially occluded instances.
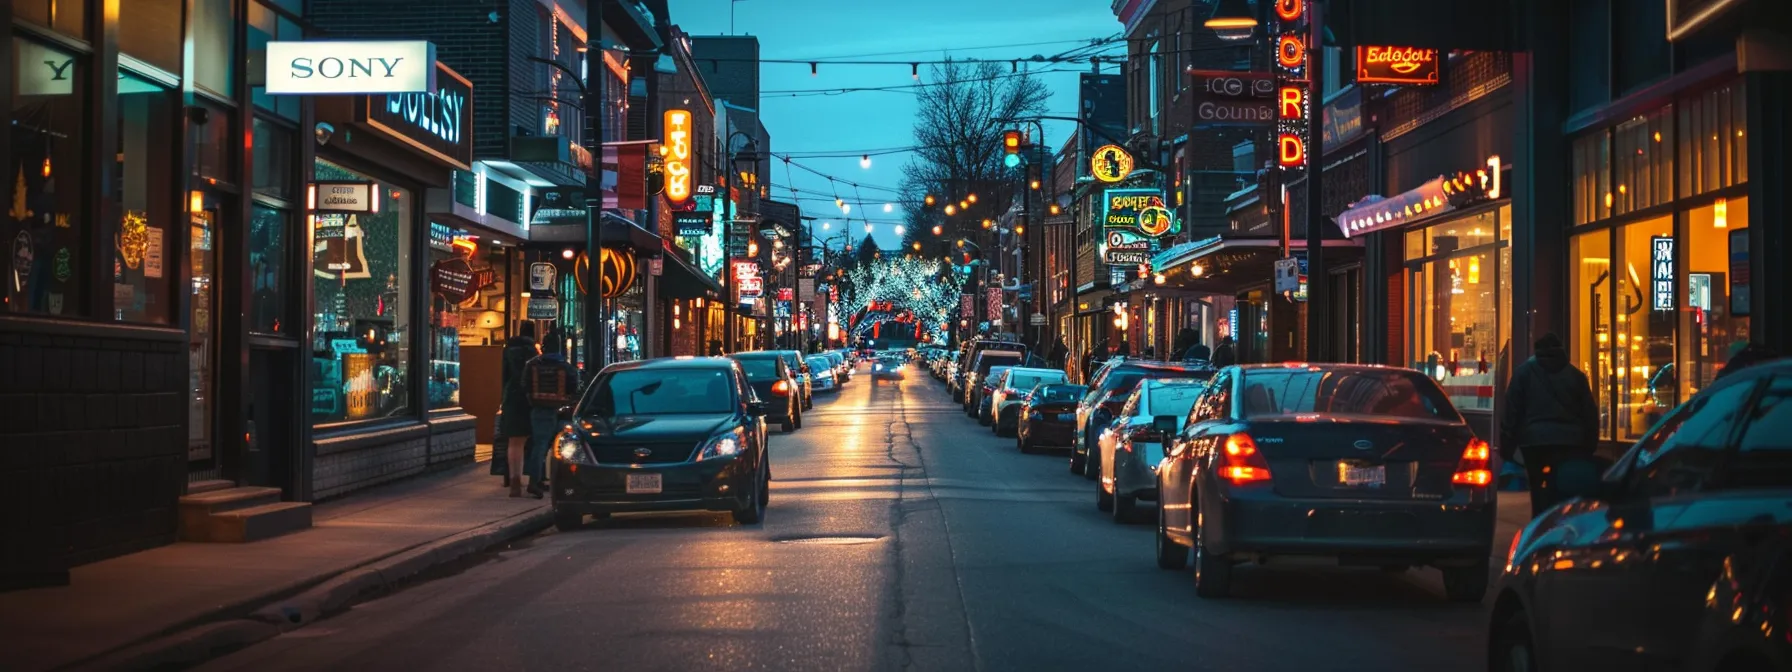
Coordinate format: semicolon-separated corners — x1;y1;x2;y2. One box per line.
500;323;539;497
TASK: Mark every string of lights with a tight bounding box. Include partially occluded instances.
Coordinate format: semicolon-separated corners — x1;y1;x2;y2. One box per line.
777;36;1115;61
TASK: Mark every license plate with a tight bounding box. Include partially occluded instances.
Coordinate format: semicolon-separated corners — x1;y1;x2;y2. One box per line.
1057;413;1076;422
626;472;663;494
1337;463;1386;487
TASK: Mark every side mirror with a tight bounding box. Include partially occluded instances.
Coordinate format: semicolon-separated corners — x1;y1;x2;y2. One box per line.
747;400;769;416
556;406;574;421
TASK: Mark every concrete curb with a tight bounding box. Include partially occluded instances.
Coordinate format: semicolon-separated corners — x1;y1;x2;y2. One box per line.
79;507;553;671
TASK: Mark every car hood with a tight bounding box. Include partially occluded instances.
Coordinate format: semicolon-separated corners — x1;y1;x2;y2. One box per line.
583;414;733;442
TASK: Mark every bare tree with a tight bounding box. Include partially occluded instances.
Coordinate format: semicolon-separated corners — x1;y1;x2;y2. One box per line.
900;59;1050;232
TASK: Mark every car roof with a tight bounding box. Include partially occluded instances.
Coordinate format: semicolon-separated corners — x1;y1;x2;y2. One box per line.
1006;367;1064;375
603;357;737;373
729;352;782;360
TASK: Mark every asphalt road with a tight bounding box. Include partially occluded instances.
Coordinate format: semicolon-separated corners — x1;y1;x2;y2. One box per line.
202;361;1520;672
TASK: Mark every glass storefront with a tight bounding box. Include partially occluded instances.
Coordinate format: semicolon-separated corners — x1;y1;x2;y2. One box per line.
425;224;513;410
113;71;178;324
8;37;89;316
1569;82;1750;442
1404;205;1512;414
311;161;413;424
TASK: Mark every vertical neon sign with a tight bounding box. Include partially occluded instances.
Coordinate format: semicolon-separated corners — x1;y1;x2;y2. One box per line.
1274;0;1309;169
664;109;692;204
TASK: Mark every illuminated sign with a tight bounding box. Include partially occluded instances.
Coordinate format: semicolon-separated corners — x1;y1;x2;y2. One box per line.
1090;144;1134;183
1274;1;1309;171
664;109;692;204
1652;236;1675;312
674;211;713;237
1356;46;1440;85
266;41;437;95
1102;188;1176;265
1335;156;1506;238
363;62;473;170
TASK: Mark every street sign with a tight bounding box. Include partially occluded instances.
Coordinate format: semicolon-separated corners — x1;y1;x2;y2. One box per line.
526;295;558;320
1274;257;1300;293
528;262;556;291
1029;313;1047;325
674;211;712;237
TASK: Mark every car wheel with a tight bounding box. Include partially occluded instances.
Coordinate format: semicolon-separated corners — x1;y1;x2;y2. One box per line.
1155;496;1189;570
794;409;804;430
1112;488;1137;524
553;508;583;532
1489;608;1537;672
781;416;795;432
1193;507;1232;598
732;464;767;525
1068;448;1085;474
1442;558;1491;603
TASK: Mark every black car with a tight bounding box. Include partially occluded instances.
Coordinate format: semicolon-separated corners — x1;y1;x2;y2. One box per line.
548;358;771;530
762;349;814;411
953;339;1026;403
1073;358;1215;477
730;352;803;431
1154;364;1495;601
1488;361;1792;672
1017;384;1088;454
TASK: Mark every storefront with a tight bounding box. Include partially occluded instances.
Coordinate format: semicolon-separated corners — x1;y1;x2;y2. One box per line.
1565;81;1751;443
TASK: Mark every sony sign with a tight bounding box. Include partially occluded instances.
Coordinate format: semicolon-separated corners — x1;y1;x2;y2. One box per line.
266;41;437;95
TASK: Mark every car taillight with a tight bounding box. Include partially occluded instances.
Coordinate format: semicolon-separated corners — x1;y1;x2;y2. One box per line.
1505;529;1524;572
1452;438;1493;486
1219;434;1272;484
772;380;791;395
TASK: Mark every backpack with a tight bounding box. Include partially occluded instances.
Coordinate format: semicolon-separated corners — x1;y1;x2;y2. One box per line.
524;356;577;408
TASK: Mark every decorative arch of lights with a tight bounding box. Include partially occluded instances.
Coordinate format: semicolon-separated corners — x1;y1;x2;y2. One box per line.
839;256;963;344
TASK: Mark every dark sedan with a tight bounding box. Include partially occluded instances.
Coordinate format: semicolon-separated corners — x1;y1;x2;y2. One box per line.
730;352;803;431
1154;364;1495;601
1073;359;1214;477
548;358;771;530
1017;384;1088;454
1488;361;1792;672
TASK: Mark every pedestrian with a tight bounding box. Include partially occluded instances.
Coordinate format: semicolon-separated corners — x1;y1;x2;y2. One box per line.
1048;338;1069;370
1169;327;1199;360
1211;336;1237;368
1716;342;1779;380
1184;342;1213;366
708;339;725;356
1500;333;1600;518
1083;337;1108;381
499;322;539;497
523;330;580;499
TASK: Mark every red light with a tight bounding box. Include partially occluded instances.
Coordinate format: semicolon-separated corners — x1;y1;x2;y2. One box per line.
1277;35;1306;69
1003;130;1022;152
1223;434;1257;457
1275;0;1302;21
1278;135;1306;167
773;380;791;395
1505;529;1523;570
1452;438;1493;486
1220;434;1273;484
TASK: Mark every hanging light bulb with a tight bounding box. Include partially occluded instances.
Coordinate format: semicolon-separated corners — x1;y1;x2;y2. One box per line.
924;194;936;207
894;225;905;236
860;155;872;169
967;193;979;204
842;202;852;214
931;225;942;235
864;223;873;234
883;203;894;213
944;204;958;216
835;197;845;208
821;221;831;230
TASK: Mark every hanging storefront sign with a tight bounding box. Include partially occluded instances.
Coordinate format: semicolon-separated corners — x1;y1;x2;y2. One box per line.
1356;46;1441;85
362;62;474;171
311;213;372;279
1102;187;1177;266
1652;236;1675;312
664;109;693;204
1274;1;1310;170
1187;70;1277;127
311;181;375;212
526;295;559;320
1104;230;1153;266
1187;70;1276;98
734;260;762;303
1335;156;1505;237
1089;144;1135;183
266;41;437;95
675;211;713;237
1321;86;1365;153
599;247;636;298
528;262;557;292
430;257;477;303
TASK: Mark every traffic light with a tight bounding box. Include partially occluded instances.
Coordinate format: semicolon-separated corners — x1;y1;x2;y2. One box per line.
1002;130;1023;168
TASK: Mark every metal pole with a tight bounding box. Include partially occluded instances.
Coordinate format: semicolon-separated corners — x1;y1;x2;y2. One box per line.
1303;0;1327;362
723;147;734;353
583;0;605;379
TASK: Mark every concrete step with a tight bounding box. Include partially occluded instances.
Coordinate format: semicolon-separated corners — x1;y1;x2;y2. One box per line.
205;502;314;543
178;487;284;541
186;479;236;495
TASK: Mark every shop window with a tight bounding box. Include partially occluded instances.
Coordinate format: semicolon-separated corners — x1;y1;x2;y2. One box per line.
425;226;507;410
189;189;221;463
1611;108;1673;216
113;71;179;325
249;2;302;119
1405;208;1507;413
311;161;413;424
1572;131;1611;225
1615;216;1676;440
1570;229;1614;440
1678;85;1748;198
119;0;183;75
8;38;89;317
249;204;289;334
1680;197;1749;399
251;118;294;200
14;0;87;39
192;0;237;96
191;103;232;183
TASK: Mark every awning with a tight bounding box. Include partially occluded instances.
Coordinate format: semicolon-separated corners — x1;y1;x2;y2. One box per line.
659;246;724;300
1152;236;1363;295
527;211;662;252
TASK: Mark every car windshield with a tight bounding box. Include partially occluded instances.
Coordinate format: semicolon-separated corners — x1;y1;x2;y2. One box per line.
776;352;802;370
1240;368;1460;421
1008;371;1065;391
1038;385;1087;402
806;356;832;372
1102;366;1208;397
584;369;734;417
1147;384;1207;416
731;356;782;381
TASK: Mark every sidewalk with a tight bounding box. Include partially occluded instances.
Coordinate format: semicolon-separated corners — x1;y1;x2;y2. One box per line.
0;462;549;672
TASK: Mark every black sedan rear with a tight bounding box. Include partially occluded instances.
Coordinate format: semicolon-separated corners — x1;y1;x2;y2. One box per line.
1155;364;1495;601
1017;384;1087;453
549;358;771;530
730;352;803;431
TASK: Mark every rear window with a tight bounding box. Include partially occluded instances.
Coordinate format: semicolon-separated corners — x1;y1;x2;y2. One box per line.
1039;385;1088;402
1147;384;1207;416
805;356;831;370
730;356;781;381
1009;372;1066;391
1239;368;1460;421
1100;366;1205;396
976;353;1023;372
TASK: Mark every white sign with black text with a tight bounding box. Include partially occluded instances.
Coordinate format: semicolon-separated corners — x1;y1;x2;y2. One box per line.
266;41;437;95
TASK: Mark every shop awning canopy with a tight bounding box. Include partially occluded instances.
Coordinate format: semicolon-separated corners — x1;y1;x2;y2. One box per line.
528;211;663;252
1150;236;1363;295
659;246;724;301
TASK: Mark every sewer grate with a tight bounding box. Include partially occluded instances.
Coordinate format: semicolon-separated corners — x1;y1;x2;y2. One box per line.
771;534;885;545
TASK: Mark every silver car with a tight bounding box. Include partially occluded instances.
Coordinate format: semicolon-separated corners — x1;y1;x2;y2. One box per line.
989;367;1069;437
1096;379;1208;522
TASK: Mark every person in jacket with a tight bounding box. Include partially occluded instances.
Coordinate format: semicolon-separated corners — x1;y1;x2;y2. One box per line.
1500;333;1600;517
1211;336;1237;368
499;323;539;497
1169;327;1199;361
523;330;580;498
1048;338;1069;370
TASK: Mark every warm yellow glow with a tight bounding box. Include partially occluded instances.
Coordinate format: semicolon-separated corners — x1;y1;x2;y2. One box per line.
663;110;692;203
189;191;205;213
945;204;958;216
1205;16;1257;29
967;193;978;204
932;225;943;235
1014;225;1024;235
1714;198;1728;228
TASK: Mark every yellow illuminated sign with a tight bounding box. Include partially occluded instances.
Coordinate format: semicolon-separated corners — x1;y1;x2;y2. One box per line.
1090;144;1134;183
664;109;692;204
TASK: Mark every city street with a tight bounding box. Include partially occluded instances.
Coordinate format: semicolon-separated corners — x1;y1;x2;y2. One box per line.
201;362;1520;672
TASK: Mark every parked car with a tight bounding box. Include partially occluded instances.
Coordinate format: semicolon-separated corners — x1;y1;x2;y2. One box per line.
1017;384;1088;454
1073;358;1215;477
760;350;813;411
805;354;839;393
964;350;1026;416
872;354;906;382
1488;360;1792;671
548;357;770;530
824;351;851;383
1096;378;1208;522
954;339;1026;403
990;367;1070;437
728;352;803;431
1154;364;1494;601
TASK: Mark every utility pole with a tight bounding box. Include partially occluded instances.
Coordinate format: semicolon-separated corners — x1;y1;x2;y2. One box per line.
1303;1;1327;362
722;138;734;353
582;0;605;378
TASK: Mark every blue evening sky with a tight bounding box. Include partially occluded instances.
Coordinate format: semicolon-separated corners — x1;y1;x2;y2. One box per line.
665;0;1123;250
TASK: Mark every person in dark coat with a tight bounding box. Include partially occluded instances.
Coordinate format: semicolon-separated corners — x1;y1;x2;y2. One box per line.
1048;338;1069;370
1169;327;1199;361
523;330;579;498
499;322;539;497
1211;336;1237;368
1500;333;1600;517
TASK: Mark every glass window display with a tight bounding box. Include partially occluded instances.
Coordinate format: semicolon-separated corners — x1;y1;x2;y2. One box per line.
311;161;412;424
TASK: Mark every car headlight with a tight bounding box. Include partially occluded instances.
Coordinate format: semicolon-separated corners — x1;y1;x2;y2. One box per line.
698;427;749;461
555;429;596;465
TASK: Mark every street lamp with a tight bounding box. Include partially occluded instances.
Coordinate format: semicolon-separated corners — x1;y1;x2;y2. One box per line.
1205;0;1258;40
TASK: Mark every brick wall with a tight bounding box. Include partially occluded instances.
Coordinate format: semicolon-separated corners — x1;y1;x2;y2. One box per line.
0;321;186;578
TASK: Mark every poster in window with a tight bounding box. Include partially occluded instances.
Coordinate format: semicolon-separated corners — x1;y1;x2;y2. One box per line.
312;213;372;280
343;352;375;420
144;226;164;278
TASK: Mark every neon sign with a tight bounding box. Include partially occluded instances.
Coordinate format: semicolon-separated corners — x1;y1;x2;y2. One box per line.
1274;1;1309;170
1357;46;1440;85
664;109;692;204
